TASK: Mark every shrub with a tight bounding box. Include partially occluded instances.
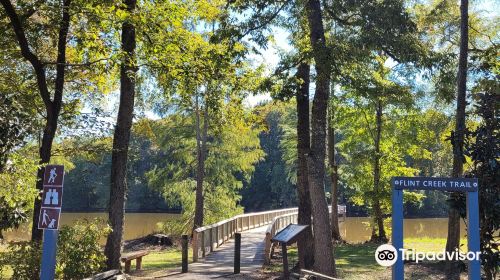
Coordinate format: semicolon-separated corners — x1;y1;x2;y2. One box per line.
0;218;110;280
57;219;111;280
0;241;41;280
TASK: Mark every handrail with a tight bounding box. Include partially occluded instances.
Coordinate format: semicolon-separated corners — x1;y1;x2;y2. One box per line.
191;205;346;262
192;207;298;261
263;205;347;264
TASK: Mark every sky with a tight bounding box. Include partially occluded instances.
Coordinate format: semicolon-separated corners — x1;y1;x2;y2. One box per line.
103;0;499;119
243;0;500;107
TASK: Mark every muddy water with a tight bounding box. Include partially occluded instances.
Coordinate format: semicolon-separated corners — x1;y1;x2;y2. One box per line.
339;217;467;243
2;212;180;242
2;214;465;244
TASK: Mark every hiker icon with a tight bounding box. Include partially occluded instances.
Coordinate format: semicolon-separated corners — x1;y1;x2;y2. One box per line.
47;168;57;183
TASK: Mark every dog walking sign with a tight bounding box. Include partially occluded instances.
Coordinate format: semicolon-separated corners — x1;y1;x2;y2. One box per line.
39;165;64;280
391;176;480;280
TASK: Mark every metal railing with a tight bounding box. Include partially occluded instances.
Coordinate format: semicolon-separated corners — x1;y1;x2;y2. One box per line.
264;205;347;264
192;207;297;261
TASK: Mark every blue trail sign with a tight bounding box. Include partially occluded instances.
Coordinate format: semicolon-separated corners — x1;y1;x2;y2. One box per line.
393;177;478;191
391;176;480;280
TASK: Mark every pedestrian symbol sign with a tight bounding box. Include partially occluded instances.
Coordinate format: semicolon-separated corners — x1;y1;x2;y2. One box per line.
38;165;64;230
38;208;60;229
43;165;64;186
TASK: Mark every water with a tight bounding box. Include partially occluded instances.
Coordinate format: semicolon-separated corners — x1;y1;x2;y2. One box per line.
2;212;180;242
339;217;467;243
2;214;465;244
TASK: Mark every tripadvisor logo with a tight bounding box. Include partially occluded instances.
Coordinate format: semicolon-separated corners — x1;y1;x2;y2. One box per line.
375;244;481;266
375;244;398;266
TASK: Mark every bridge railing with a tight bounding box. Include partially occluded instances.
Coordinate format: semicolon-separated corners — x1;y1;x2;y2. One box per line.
192;207;298;261
263;205;346;264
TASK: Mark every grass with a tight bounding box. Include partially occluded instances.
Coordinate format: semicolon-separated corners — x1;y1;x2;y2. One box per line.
264;238;474;280
335;243;387;279
138;248;188;270
404;237;468;253
126;247;189;278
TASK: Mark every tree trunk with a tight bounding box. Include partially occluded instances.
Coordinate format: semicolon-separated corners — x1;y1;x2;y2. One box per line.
193;94;208;231
1;0;71;242
328;115;341;241
105;0;136;269
305;0;336;276
446;0;468;276
371;100;387;242
295;63;314;269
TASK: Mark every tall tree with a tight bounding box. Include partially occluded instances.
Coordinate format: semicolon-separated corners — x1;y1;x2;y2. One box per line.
371;99;387;242
193;92;209;230
104;0;137;269
1;0;72;242
305;0;336;275
295;63;315;268
328;95;342;241
445;0;469;275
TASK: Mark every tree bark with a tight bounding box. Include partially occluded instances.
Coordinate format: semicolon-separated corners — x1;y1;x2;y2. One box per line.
305;0;336;276
193;94;208;231
371;100;387;242
105;0;136;269
1;0;71;242
446;0;468;276
328;112;341;241
295;63;314;269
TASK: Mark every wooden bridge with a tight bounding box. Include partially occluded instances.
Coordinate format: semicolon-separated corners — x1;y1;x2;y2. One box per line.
160;206;346;279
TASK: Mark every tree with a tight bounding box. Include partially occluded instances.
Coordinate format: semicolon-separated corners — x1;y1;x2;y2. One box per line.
305;0;336;275
328;93;342;241
465;88;499;280
445;0;469;275
104;0;137;270
1;0;72;242
0;93;32;171
295;63;315;268
241;102;297;212
144;108;264;232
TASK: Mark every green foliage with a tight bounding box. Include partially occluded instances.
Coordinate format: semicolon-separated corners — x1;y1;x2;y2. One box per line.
0;241;41;280
0;153;38;239
144;107;264;231
0;219;110;280
465;88;499;280
56;219;111;279
0;94;33;170
241;101;298;211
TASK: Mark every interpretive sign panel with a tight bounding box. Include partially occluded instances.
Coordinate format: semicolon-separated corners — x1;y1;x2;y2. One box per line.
271;224;309;245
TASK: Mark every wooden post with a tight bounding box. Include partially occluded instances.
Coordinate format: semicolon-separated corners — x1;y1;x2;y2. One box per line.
201;231;206;258
136;257;142;270
210;228;214;253
282;243;289;279
192;231;198;262
264;233;271;264
234;233;241;274
182;235;188;273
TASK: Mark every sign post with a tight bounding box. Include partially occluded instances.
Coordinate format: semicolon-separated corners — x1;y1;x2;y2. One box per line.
39;165;64;280
391;177;480;280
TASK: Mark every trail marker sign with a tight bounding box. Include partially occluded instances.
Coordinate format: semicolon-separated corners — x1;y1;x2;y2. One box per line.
38;165;64;230
391;176;480;280
39;165;64;280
